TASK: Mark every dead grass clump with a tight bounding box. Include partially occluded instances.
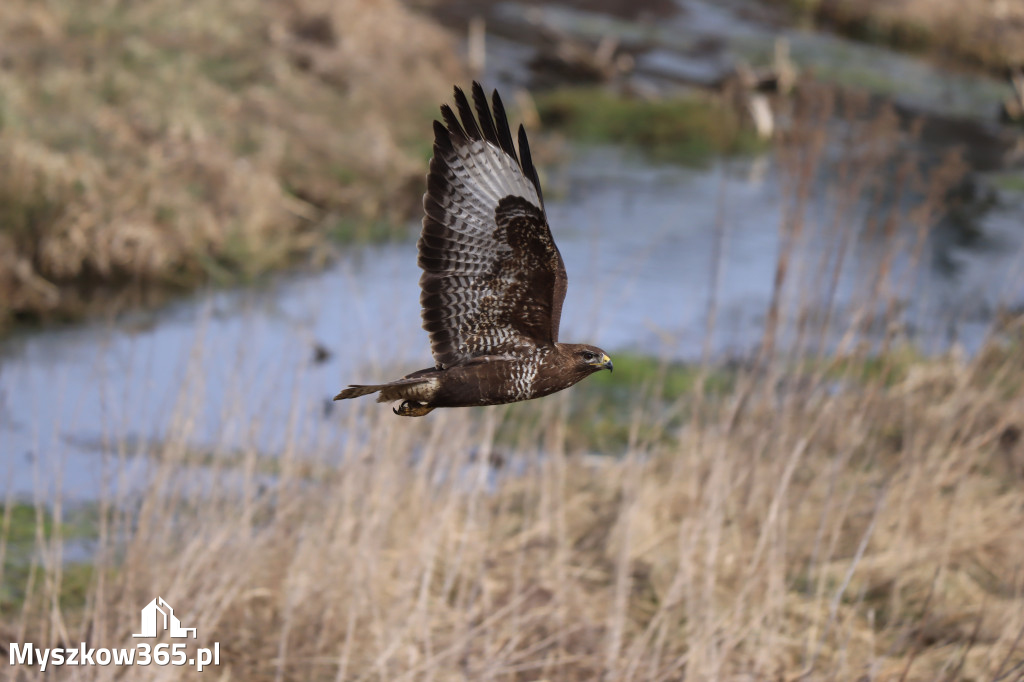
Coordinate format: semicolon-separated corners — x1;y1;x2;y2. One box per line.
0;0;460;327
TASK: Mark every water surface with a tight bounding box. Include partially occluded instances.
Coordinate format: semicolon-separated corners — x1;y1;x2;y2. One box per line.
3;147;1022;500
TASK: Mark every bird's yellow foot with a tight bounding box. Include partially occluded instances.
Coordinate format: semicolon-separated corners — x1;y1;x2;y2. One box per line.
393;400;435;417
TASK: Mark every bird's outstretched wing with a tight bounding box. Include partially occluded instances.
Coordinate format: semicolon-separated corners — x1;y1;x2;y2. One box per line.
418;82;568;368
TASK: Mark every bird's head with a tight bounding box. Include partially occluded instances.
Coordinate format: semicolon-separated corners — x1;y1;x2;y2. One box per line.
563;343;613;375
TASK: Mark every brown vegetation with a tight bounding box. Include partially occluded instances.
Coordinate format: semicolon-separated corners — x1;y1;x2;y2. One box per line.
778;0;1024;73
6;333;1024;680
0;0;460;327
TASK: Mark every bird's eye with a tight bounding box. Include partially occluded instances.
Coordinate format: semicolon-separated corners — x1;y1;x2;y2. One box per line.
582;351;595;360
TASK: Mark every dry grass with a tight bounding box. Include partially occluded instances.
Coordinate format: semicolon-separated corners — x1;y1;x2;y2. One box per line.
0;0;460;326
5;333;1024;680
4;85;1024;682
778;0;1024;72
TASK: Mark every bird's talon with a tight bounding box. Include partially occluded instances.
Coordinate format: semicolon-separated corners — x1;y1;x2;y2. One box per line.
392;400;435;417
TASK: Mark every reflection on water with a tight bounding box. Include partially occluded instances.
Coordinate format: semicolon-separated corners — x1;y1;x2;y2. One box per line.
2;148;1023;499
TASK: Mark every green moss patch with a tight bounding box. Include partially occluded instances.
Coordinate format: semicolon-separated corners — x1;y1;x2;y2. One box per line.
989;172;1024;196
1;502;100;610
535;88;765;166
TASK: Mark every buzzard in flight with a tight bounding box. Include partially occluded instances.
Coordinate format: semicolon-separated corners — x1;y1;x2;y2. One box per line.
334;83;612;417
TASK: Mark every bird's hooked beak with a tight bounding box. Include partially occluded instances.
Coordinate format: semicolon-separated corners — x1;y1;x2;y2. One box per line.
590;353;613;373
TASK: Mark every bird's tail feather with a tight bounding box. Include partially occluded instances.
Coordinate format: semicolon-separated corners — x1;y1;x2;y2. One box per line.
333;377;431;402
333;384;386;400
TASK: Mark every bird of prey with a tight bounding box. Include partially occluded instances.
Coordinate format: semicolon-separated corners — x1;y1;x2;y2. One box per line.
334;83;612;417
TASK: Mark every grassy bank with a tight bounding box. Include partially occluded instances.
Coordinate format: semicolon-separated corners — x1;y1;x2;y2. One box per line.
772;0;1024;74
0;0;460;329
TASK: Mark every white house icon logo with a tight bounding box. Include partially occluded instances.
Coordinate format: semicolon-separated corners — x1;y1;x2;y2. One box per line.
132;597;197;639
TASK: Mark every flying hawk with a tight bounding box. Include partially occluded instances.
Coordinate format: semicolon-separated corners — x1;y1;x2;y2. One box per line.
334;83;612;417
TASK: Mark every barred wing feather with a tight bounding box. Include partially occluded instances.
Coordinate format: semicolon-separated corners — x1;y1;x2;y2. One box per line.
418;82;568;368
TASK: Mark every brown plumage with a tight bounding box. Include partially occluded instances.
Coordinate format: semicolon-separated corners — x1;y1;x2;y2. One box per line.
334;82;612;417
